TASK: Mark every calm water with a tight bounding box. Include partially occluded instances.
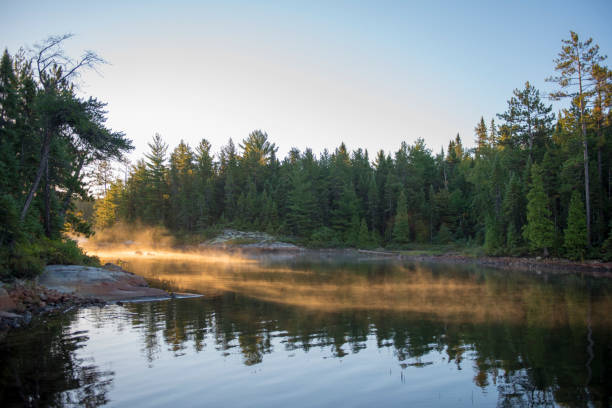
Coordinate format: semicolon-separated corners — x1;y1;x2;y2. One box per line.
1;252;611;407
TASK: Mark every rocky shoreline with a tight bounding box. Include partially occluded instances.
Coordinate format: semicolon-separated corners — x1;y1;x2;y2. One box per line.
0;263;172;333
396;252;612;276
0;283;104;331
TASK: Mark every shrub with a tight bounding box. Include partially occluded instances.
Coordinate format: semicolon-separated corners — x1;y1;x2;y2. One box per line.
309;227;341;248
8;242;45;279
39;238;100;266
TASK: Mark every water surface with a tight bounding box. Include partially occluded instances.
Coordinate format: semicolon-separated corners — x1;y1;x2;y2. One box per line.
1;253;611;407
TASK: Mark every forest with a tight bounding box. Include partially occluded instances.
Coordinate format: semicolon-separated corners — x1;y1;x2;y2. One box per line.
92;32;612;260
0;35;132;278
1;32;611;279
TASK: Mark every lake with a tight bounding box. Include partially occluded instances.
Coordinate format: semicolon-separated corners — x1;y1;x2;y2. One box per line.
1;251;611;407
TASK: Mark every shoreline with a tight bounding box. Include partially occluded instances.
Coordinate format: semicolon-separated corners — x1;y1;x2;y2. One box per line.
392;252;612;277
86;237;612;277
196;243;612;276
0;263;179;333
3;247;610;335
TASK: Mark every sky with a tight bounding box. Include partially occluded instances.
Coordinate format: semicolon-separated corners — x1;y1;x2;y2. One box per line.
1;0;611;162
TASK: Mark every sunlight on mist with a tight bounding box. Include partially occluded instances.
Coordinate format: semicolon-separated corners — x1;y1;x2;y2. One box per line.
78;225;612;329
81;224;255;264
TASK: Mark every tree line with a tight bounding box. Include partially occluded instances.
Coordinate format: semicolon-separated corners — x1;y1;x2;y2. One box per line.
0;35;132;278
94;33;612;260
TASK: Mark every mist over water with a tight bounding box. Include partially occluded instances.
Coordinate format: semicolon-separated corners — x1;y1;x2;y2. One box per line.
3;244;611;407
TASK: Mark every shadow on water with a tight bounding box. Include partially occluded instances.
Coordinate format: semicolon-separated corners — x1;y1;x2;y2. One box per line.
0;311;114;408
1;253;611;407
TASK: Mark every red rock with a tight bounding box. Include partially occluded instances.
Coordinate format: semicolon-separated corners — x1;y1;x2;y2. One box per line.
0;288;17;312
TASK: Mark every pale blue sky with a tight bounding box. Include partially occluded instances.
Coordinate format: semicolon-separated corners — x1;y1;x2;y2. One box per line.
1;0;611;160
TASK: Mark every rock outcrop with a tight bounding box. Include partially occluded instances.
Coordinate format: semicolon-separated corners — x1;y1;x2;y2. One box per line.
39;263;169;301
201;229;302;251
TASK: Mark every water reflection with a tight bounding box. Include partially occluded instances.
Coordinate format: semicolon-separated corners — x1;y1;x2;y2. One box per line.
0;312;114;407
1;255;611;407
116;253;612;328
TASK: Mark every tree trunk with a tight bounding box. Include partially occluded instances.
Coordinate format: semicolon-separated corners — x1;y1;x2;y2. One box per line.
582;126;591;247
43;160;51;237
578;64;591;247
20;130;51;222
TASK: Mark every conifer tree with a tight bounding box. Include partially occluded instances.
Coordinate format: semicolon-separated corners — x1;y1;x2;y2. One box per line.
548;31;606;246
474;117;488;157
357;218;372;248
497;82;554;154
194;138;214;229
484;216;504;254
523;165;555;256
392;190;410;245
502;174;525;251
286;164;317;236
144;133;169;225
169;140;196;230
564;191;587;260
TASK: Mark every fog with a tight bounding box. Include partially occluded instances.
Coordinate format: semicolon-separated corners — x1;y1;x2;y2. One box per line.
79;229;612;329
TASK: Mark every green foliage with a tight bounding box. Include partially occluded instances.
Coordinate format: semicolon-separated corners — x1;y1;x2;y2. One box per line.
564;191;587;260
0;194;21;247
308;227;342;248
523;165;555;255
0;39;132;279
4;242;46;279
39;238;100;266
484;216;504;255
0;238;99;281
435;224;453;244
356;219;374;248
392;190;411;245
601;223;612;261
3;33;607;263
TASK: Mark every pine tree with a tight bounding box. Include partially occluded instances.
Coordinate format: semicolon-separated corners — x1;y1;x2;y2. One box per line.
144;133;169;225
502;174;525;248
497;82;554;154
523;165;555;256
94;180;124;229
392;190;411;245
547;31;606;247
286;164;317;236
564;191;587;260
194;138;214;229
474;116;488;157
357;218;372;248
169;140;196;230
484;215;504;254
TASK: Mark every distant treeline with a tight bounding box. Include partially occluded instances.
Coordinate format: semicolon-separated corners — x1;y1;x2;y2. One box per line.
1;32;611;281
94;32;612;260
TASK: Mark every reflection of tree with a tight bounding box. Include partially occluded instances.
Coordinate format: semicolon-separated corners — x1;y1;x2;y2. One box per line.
0;312;114;407
3;258;609;407
120;258;612;407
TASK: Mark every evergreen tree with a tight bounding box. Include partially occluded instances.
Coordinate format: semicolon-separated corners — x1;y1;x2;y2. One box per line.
564;191;587;260
547;31;606;246
523;165;555;256
286;163;317;236
392;190;410;245
194;138;214;229
144;133;169;225
169;140;196;230
484;216;504;254
474;116;488;157
497;82;554;155
357;218;372;248
502;174;525;243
